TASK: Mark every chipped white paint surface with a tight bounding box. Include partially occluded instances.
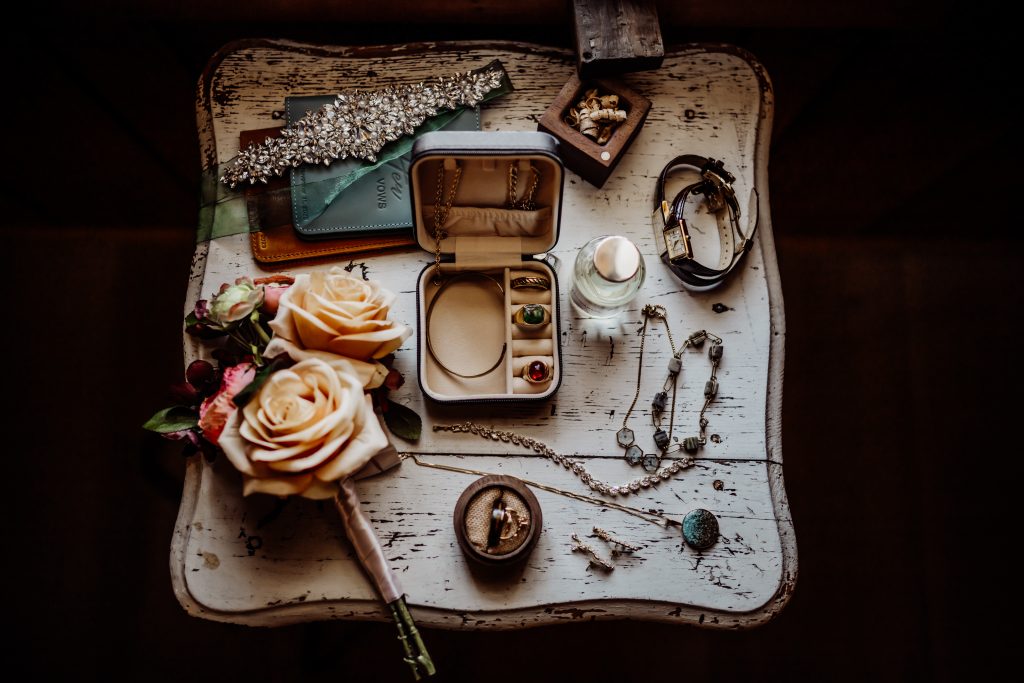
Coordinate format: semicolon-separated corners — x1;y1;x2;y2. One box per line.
172;40;796;629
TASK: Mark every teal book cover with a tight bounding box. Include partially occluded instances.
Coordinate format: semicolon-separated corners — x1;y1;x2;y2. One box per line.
287;96;480;240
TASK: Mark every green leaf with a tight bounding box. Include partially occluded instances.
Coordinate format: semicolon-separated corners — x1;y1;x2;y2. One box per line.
143;406;199;433
383;402;422;442
233;355;292;409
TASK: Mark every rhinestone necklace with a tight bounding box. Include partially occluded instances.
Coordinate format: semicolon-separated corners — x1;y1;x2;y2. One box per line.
220;63;507;188
432;422;693;498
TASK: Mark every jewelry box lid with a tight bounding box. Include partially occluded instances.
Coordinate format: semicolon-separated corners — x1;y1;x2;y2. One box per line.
409;131;564;261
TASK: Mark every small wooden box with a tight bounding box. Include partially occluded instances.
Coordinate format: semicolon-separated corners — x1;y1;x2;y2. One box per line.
537;74;652;188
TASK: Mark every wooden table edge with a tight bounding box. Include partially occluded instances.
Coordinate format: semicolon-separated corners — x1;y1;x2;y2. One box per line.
171;38;798;629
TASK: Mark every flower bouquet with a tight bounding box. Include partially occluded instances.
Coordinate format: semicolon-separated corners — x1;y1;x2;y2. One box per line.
145;267;433;678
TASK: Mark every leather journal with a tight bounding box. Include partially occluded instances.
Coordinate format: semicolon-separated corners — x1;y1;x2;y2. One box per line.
286;96;481;240
241;128;416;264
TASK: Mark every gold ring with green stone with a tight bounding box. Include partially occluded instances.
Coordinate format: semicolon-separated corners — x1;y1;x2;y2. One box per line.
512;304;551;328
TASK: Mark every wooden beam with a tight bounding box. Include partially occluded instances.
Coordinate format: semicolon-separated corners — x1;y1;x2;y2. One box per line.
572;0;665;77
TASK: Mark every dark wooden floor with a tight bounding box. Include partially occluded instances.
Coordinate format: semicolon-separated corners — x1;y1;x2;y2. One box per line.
5;8;1013;681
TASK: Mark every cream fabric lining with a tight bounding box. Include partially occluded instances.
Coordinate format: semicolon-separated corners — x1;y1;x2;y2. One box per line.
418;262;558;400
413;155;560;256
424;205;551;237
452;236;523;271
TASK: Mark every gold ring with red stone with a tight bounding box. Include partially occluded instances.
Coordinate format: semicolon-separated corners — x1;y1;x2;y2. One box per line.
521;360;553;384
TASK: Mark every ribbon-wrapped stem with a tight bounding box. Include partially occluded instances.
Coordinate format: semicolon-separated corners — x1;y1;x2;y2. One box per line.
334;479;436;679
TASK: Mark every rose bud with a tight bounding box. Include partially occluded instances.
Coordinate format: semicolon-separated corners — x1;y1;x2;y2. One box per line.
383;368;405;391
208;277;265;325
255;275;295;317
185;360;216;390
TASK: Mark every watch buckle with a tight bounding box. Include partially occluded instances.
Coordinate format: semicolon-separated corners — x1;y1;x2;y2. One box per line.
700;158;736;213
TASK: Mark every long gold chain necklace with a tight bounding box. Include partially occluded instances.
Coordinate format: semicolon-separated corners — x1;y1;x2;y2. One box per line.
432;161;463;284
616;304;676;472
399;452;683;530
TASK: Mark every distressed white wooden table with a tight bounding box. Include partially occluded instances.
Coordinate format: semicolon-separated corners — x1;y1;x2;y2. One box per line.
172;40;795;629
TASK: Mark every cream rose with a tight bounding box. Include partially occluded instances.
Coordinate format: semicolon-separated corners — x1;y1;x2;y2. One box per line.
266;268;412;372
218;357;388;499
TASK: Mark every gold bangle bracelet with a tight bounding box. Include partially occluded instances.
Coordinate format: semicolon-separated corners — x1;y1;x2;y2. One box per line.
426;272;507;379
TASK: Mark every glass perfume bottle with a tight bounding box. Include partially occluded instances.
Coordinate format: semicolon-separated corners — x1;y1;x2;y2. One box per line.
570;235;646;318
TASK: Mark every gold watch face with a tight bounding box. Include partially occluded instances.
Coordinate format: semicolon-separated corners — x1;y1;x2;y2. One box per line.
664;226;688;262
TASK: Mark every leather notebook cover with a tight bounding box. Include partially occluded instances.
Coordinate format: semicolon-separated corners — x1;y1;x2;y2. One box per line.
240;127;415;264
287;96;480;240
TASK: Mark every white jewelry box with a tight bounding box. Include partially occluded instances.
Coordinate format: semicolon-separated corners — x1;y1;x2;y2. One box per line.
410;131;565;403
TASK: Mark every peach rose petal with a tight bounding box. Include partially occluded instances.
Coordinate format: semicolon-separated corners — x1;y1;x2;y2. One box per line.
247;363;362;455
244;408;349;463
242;473;314;498
262;341;388;389
249;367;348;442
219;410;260;477
290;304;341;350
326;329;409;360
219;357;390;500
264;426;355;473
247;415;354;465
267;268;412;364
314;394;388;482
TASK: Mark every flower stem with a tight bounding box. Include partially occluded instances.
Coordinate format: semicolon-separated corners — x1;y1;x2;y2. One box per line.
253;320;272;345
224;328;264;366
334;481;435;679
388;597;436;679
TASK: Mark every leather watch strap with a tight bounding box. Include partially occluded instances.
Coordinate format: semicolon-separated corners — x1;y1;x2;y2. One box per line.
655;155;758;291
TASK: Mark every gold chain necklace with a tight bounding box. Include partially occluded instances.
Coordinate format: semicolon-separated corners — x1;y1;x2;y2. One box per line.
617;304;676;472
399;452;683;530
507;162;540;210
432;161;463;284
